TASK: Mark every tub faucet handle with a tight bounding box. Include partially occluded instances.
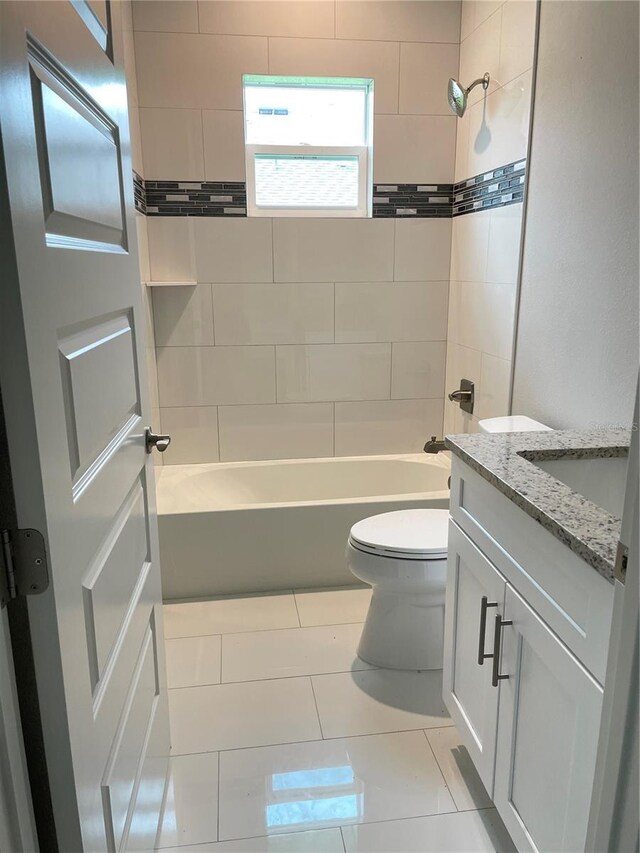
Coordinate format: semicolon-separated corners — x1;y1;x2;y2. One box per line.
145;427;172;453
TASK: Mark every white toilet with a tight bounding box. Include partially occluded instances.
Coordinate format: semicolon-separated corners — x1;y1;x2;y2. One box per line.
347;415;552;671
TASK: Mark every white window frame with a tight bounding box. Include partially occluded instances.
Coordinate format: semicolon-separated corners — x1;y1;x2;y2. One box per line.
243;76;374;218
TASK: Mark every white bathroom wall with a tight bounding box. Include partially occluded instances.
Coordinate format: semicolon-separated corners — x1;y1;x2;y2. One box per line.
512;0;639;430
120;0;162;451
132;0;462;463
443;0;537;435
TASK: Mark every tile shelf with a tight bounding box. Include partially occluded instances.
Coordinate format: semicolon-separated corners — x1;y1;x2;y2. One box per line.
144;281;196;287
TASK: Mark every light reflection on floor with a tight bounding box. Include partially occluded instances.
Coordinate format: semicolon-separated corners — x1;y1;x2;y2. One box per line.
267;766;361;828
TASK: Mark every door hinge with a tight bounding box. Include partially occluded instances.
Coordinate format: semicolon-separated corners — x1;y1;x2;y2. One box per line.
614;540;629;584
0;529;50;609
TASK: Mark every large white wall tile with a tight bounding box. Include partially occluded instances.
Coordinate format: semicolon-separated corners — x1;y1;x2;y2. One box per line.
499;0;536;86
213;283;334;345
449;211;490;281
476;353;511;419
459;7;502;107
268;37;400;114
335;399;444;455
134;32;268;109
194;218;273;282
218;403;334;461
203;110;246;181
147;218;197;282
394;219;452;281
335;281;448;343
153;284;214;346
276;344;391;402
391;341;447;399
374;115;456;183
132;0;198;33
336;1;461;43
157;346;276;406
453;109;471;181
139;108;204;179
460;0;477;41
447;280;515;359
198;1;335;38
486;204;524;284
273;219;394;282
466;69;532;175
160;406;220;464
399;43;460;115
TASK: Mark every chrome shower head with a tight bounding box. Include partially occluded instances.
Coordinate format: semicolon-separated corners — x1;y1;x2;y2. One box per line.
447;72;490;117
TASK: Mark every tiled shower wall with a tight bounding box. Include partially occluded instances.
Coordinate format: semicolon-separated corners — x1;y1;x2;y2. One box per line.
131;0;461;464
126;0;536;463
444;0;537;434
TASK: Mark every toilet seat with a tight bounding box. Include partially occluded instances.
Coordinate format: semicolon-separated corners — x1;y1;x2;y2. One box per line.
348;509;449;561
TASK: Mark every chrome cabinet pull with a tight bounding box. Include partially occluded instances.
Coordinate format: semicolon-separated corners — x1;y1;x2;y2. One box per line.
491;614;513;687
145;428;172;453
477;596;498;665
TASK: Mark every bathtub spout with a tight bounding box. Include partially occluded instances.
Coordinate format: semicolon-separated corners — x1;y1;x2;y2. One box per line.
424;436;447;454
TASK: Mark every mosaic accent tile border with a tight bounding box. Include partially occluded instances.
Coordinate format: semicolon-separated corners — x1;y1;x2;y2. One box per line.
133;160;526;219
453;159;526;216
372;184;453;218
133;171;146;215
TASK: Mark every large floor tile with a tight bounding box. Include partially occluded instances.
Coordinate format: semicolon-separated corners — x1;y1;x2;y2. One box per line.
294;586;372;627
157;828;344;853
163;592;300;639
166;635;222;689
342;809;516;852
156;753;219;849
425;727;493;812
311;669;452;739
218;731;455;840
168;678;321;754
221;624;373;683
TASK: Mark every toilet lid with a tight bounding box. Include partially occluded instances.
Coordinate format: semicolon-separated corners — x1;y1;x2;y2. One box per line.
349;509;449;559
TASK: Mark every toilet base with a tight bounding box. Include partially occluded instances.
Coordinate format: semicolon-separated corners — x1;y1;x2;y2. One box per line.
357;588;444;671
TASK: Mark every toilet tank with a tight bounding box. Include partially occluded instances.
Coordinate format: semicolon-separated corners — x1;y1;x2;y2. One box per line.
478;415;552;434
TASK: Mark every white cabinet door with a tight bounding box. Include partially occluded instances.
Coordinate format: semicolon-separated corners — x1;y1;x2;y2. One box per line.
494;585;604;853
443;521;506;795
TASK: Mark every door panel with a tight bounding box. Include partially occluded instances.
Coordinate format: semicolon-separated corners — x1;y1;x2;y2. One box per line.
0;2;169;850
494;585;603;852
443;521;505;795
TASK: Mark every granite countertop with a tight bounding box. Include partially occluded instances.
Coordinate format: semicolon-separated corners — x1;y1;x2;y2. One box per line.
445;428;631;583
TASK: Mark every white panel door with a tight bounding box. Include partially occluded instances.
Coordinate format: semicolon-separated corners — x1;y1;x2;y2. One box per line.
0;2;170;851
443;521;505;795
494;585;604;853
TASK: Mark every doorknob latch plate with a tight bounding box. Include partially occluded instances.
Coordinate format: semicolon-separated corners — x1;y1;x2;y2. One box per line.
1;529;49;609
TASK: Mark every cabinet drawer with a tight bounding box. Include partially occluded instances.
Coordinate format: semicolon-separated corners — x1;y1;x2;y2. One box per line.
450;459;613;684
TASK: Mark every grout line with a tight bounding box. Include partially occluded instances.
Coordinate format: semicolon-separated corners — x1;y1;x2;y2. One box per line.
292;590;302;628
339;825;347;853
216;750;221;842
169;659;378;690
308;676;325;739
169;725;455;757
219;634;224;684
421;728;460;812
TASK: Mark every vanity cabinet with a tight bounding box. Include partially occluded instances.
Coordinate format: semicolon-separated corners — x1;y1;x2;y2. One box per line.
444;458;613;853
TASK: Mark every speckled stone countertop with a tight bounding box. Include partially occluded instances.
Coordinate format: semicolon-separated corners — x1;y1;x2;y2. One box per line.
445;428;631;582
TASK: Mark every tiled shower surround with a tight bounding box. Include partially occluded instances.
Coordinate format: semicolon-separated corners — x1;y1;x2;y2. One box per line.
125;0;538;465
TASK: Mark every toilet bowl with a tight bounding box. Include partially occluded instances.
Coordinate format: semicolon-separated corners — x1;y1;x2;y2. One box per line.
348;415;553;671
347;509;449;670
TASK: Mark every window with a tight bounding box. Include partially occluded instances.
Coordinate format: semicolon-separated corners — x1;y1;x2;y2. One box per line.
243;75;374;218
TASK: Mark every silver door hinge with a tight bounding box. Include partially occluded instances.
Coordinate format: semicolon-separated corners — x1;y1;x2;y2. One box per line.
0;529;50;609
614;541;629;584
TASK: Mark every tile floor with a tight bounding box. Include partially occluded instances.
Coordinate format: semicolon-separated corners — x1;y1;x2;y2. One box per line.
157;586;515;852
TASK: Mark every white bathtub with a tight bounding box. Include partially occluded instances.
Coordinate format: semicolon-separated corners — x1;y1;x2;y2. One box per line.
156;453;450;600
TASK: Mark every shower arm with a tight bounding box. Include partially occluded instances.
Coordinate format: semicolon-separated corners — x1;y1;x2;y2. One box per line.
465;73;491;96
